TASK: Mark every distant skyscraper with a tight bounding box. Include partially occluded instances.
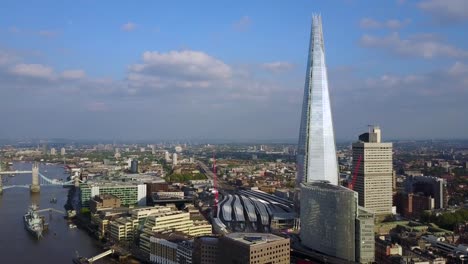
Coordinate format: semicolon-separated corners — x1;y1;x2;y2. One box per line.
50;148;57;155
352;126;393;216
41;143;48;155
60;147;66;156
172;153;178;166
131;159;139;174
296;14;338;186
300;181;374;263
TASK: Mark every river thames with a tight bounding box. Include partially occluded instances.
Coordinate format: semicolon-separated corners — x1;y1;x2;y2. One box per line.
0;162;105;263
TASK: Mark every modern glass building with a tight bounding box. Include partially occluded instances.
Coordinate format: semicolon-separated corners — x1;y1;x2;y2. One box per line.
296;14;338;186
300;181;375;263
300;181;357;261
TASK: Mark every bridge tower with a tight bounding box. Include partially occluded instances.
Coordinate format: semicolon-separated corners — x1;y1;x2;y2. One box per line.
30;162;40;193
74;176;80;187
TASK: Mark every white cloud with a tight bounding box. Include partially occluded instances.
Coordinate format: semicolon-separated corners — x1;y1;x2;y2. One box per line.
261;62;294;73
359;62;467;99
121;22;137;32
360;18;381;29
360;32;468;59
128;50;232;90
2;46;468;139
61;69;86;79
365;73;426;88
9;64;55;79
418;0;468;23
385;19;411;29
233;16;252;32
123;49;296;108
360;18;411;29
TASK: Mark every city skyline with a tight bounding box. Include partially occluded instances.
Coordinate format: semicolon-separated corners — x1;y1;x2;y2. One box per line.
1;1;468;140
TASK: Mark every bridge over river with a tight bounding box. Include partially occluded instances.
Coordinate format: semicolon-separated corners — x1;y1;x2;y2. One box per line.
0;162;81;194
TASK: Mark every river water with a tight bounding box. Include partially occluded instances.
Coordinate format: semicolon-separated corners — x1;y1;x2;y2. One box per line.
0;162;104;263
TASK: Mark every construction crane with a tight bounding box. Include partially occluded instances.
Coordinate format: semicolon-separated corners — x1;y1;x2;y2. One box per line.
348;155;362;191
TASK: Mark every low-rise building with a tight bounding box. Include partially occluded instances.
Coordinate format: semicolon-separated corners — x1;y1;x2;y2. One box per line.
375;237;403;264
193;236;219;264
395;192;434;218
109;217;139;242
177;240;193;264
218;233;290;264
155;191;185;200
89;194;121;213
149;232;181;264
148;232;195;264
131;206;172;226
139;209;212;254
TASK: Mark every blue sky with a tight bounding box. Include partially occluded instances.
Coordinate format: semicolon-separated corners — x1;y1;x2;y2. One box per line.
1;0;467;141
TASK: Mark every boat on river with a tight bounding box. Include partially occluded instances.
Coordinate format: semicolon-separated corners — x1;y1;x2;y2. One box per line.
23;204;45;239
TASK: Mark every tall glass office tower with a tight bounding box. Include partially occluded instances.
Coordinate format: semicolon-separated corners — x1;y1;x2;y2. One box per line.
296;14;338;186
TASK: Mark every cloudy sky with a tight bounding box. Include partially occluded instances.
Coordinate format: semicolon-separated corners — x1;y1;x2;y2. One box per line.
0;0;467;141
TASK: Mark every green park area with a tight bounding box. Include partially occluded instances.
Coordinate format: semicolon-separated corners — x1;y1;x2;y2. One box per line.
166;173;207;183
421;209;468;230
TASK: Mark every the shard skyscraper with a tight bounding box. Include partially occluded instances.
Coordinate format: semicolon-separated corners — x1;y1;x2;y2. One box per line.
296;15;338;186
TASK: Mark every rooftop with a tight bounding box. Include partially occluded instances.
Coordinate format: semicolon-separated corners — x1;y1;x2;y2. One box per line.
301;180;354;192
81;181;144;188
224;232;287;246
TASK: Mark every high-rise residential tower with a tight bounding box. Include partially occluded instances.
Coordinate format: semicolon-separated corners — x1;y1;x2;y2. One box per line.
352;126;393;216
296;14;338;186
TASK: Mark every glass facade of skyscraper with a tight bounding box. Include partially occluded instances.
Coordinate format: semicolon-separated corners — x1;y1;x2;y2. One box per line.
300;181;357;262
296;15;338;186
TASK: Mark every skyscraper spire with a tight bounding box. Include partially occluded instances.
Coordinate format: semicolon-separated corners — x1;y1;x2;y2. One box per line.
296;14;339;186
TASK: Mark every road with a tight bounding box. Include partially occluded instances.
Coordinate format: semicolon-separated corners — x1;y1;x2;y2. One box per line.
196;160;233;190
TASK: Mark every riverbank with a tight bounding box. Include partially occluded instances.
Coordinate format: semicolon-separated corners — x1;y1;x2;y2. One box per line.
0;162;102;263
65;186;144;263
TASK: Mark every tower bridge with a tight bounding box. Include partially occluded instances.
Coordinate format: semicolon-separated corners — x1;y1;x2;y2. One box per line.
0;162;80;194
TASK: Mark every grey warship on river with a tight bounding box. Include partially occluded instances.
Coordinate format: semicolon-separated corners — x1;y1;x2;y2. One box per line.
23;204;47;239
